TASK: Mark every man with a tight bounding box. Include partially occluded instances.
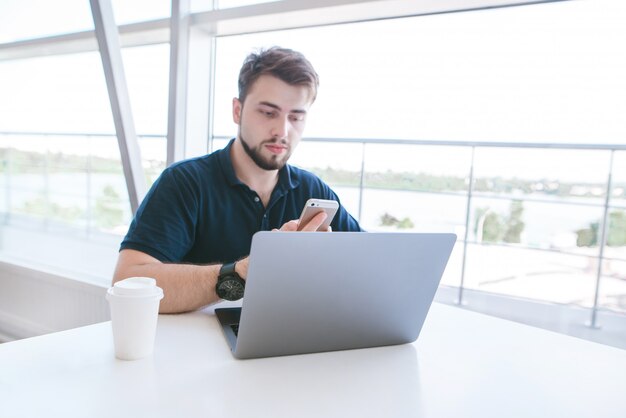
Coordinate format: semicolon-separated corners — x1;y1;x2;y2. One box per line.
113;47;361;313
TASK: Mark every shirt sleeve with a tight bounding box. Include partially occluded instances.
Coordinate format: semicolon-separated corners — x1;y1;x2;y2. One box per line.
119;167;199;262
317;184;363;232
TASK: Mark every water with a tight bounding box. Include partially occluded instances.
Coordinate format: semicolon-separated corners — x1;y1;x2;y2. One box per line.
0;172;624;259
334;186;611;252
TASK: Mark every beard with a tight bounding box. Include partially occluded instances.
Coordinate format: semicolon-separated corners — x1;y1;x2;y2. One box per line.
239;134;292;171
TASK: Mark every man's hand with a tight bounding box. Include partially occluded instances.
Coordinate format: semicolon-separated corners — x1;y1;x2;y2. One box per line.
235;256;249;280
236;212;330;279
277;211;329;232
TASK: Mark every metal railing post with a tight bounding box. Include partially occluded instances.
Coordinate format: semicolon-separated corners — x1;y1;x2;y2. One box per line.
589;150;615;328
357;142;366;222
458;146;476;305
43;146;50;231
86;135;93;236
3;146;11;225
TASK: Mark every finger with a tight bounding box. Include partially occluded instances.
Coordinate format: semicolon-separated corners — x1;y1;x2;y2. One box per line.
279;220;299;232
300;211;327;232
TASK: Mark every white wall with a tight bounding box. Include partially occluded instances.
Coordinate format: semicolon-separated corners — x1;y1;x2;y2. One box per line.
0;260;110;342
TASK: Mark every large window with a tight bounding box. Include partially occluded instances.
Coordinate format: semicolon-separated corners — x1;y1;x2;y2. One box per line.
0;0;170;43
211;0;626;318
212;1;626;143
0;0;625;344
0;40;168;277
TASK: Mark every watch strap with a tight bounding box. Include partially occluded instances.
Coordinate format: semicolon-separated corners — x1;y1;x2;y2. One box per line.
216;261;245;301
219;261;237;277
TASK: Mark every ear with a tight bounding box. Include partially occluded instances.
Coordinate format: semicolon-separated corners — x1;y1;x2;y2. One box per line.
232;97;242;124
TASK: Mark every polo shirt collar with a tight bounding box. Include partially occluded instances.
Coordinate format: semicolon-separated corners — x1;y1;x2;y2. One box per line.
218;138;300;191
218;139;242;187
278;162;300;191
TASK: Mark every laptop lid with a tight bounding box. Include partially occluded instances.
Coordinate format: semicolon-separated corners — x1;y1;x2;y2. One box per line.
216;231;456;359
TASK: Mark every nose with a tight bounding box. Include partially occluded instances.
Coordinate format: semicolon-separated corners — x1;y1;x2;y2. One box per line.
270;116;289;140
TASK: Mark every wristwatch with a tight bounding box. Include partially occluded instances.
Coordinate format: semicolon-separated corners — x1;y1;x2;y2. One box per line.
216;261;245;301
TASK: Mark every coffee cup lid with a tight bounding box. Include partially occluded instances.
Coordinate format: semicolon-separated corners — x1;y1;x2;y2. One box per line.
109;277;163;298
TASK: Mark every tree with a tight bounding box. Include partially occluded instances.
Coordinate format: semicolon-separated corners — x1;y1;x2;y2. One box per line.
21;194;82;221
475;207;504;243
576;223;598;247
607;211;626;247
380;212;400;227
475;201;524;244
94;185;124;229
397;217;415;229
379;212;414;229
503;200;525;243
481;212;504;242
575;210;626;248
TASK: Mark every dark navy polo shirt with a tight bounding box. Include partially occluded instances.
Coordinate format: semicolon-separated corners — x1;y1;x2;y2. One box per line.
120;139;361;264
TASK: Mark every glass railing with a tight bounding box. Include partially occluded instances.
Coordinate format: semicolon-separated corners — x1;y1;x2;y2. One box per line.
0;132;166;278
213;135;626;326
0;132;166;234
1;132;625;333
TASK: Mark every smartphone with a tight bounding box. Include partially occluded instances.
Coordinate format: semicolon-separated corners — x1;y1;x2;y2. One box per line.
297;199;339;231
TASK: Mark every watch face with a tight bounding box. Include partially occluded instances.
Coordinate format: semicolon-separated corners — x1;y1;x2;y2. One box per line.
217;276;245;301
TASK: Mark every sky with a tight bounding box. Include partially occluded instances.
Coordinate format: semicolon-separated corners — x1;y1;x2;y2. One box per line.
0;0;625;183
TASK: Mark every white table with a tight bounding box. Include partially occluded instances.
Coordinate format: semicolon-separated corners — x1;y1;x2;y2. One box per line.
1;302;625;418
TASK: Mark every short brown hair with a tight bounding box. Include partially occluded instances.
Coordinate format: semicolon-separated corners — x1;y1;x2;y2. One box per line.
238;46;319;104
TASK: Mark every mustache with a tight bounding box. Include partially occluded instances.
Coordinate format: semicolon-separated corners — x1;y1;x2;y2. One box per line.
261;138;288;146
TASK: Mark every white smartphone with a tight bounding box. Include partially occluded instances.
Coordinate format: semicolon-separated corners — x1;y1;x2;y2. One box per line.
297;199;339;231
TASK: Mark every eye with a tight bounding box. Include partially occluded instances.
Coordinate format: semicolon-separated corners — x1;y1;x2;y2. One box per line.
289;114;305;122
259;109;277;118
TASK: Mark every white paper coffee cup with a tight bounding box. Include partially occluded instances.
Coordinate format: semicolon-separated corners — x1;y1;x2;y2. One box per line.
106;277;164;360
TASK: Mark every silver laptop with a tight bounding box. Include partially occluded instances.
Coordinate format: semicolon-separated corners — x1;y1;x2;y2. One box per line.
215;231;456;359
